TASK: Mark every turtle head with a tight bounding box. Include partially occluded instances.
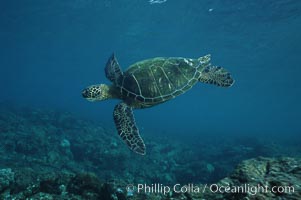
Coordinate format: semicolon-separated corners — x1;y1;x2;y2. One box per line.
82;84;112;101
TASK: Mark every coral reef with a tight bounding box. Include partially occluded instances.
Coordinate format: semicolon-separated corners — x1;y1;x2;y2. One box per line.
0;157;300;199
0;103;300;199
187;157;301;200
0;168;14;193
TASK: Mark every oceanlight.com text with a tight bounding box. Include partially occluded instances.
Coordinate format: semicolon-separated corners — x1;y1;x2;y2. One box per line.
126;183;295;196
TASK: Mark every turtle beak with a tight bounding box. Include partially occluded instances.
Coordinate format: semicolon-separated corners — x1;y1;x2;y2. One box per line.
82;88;90;98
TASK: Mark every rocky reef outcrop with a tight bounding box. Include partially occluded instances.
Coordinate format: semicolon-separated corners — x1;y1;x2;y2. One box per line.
0;157;300;199
188;157;301;200
0;103;300;199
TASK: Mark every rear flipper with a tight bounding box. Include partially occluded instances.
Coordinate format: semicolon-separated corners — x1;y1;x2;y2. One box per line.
113;102;146;155
199;66;234;87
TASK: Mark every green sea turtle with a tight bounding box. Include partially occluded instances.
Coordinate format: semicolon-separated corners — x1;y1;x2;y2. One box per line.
82;54;234;155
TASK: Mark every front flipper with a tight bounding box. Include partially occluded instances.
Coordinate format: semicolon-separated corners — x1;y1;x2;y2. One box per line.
105;53;123;85
113;103;146;155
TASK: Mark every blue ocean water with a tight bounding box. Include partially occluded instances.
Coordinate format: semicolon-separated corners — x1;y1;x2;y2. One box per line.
1;0;301;138
1;0;301;178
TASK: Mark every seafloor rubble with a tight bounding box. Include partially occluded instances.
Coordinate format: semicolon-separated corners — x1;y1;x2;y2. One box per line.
0;157;300;199
0;103;300;199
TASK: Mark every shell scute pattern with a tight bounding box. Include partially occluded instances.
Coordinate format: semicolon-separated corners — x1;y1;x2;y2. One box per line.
121;57;202;106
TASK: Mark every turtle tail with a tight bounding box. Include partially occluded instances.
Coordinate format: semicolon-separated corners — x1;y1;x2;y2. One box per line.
199;65;234;87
